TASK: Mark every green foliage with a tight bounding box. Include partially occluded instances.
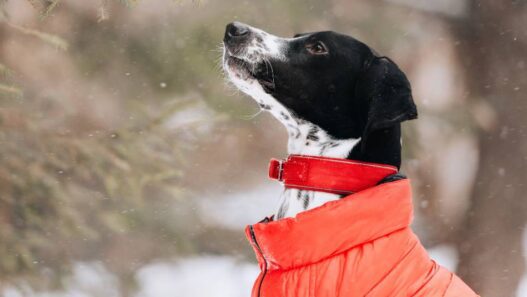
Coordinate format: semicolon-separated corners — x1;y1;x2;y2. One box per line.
118;0;140;8
5;22;68;51
0;83;22;96
0;0;339;290
0;100;195;281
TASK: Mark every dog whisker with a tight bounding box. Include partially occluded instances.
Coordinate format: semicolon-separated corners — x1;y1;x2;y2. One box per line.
263;57;276;88
240;108;264;120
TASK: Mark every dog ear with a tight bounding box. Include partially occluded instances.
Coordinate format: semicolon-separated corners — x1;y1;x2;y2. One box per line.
356;57;417;141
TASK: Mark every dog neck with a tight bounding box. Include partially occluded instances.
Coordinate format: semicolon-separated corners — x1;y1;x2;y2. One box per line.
227;78;401;219
275;137;350;218
285;121;361;158
253;87;360;159
270;105;402;219
269;107;360;219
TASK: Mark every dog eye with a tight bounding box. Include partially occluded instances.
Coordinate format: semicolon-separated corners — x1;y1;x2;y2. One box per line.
306;41;328;55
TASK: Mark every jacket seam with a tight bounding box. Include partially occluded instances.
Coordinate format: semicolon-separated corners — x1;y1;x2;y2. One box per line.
267;226;411;273
363;237;420;296
442;272;455;297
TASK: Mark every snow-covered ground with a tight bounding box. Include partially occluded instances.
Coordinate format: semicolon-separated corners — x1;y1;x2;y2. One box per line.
4;244;527;297
135;257;258;297
198;183;282;229
3;257;259;297
4;186;527;297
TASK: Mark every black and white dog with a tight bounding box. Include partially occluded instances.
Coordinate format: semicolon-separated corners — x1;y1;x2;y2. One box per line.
222;22;417;219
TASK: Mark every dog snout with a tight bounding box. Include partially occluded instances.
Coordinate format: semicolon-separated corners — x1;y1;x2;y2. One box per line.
224;22;252;49
226;22;250;38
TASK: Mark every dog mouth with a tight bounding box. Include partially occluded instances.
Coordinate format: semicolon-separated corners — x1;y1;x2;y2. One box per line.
224;54;275;90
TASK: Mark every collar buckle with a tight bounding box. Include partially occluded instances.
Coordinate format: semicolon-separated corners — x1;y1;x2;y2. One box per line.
268;158;284;181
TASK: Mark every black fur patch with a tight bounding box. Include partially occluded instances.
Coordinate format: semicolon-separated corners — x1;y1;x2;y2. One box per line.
277;199;288;219
302;192;310;209
259;103;271;110
307;126;319;141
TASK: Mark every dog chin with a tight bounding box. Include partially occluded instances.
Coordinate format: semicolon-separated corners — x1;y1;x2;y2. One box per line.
226;67;264;97
224;59;272;94
225;58;255;81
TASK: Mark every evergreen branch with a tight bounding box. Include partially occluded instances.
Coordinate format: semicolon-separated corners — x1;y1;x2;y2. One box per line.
0;63;12;77
118;0;140;8
40;0;61;20
25;0;42;10
97;0;110;22
0;0;7;21
5;22;69;51
0;84;22;96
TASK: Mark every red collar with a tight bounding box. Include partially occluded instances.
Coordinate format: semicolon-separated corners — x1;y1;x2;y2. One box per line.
268;155;397;195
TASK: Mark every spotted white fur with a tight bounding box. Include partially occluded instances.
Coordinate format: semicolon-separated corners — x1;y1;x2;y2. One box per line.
223;24;361;219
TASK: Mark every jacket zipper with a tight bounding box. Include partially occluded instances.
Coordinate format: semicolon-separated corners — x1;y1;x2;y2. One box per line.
250;225;268;297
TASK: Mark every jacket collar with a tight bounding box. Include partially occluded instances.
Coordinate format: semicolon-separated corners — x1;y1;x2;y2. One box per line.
245;179;413;271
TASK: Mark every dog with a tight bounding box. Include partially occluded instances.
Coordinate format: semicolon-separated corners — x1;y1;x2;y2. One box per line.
222;22;417;219
221;22;479;297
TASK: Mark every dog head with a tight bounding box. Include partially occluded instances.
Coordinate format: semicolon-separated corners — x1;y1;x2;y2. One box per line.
222;22;417;168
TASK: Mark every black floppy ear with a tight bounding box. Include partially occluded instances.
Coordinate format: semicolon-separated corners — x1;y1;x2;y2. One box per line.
356;57;417;141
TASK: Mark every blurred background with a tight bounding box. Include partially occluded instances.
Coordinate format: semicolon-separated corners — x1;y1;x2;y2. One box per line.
0;0;525;296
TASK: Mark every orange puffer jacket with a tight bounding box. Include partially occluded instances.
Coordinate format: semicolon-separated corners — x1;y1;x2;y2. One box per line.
245;179;479;297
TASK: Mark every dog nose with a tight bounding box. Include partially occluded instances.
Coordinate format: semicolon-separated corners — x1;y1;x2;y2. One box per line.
224;22;250;42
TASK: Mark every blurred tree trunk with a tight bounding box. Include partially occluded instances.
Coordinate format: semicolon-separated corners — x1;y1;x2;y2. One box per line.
450;1;527;296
